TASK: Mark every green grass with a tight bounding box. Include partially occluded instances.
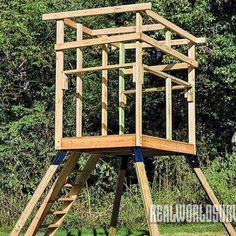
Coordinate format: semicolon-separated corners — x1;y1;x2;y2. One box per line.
0;223;228;235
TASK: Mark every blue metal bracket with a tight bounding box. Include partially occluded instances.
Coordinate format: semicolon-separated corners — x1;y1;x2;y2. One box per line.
52;150;67;165
132;147;144;162
186;154;199;168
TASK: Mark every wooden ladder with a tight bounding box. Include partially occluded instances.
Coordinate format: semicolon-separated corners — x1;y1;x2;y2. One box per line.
11;151;100;236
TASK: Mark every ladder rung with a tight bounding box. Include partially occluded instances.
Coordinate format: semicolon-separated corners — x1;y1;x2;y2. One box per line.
49;210;67;215
58;197;76;202
63;183;73;188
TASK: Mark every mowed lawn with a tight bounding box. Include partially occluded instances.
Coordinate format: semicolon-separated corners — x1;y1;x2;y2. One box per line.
0;223;230;235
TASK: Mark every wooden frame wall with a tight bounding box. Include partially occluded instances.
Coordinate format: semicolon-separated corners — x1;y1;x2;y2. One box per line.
45;3;205;151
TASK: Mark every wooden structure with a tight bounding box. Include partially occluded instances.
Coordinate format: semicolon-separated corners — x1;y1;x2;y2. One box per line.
11;3;236;236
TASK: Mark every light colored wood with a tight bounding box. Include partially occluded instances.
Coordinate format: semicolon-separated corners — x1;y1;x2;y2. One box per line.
64;63;134;75
135;12;143;146
194;168;236;236
123;85;185;94
55;33;141;51
60;134;195;155
76;23;83;137
141;33;198;67
144;10;198;43
61;134;136;150
109;158;127;236
119;43;125;135
142;135;195;154
135;162;160;236
124;62;188;74
165;31;172;140
25;152;80;236
43;3;152;20
188;42;196;150
125;37;206;49
44;155;101;236
64;18;93;35
10;165;59;236
92;23;165;36
55;20;64;149
144;64;191;87
102;37;108;135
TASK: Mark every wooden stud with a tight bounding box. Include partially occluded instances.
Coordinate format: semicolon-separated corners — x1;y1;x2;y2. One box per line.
165;31;172;140
55;33;141;51
109;157;128;236
141;33;198;68
188;42;196;150
76;23;83;137
43;3;152;20
193;167;236;236
119;43;125;135
135;12;143;146
102;37;108;135
55;20;64;149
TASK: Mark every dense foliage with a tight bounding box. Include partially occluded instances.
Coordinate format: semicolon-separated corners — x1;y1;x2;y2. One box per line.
0;0;235;230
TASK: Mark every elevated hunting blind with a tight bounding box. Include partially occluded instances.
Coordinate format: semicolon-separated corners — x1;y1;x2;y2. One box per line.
11;3;236;236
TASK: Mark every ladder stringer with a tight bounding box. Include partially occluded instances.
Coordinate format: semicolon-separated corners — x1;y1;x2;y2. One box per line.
10;151;67;236
25;151;80;236
44;154;101;236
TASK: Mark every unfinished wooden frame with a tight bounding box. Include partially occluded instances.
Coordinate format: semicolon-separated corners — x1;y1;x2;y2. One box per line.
44;2;207;151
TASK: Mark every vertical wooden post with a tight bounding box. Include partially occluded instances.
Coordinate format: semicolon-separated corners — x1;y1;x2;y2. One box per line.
188;42;196;151
55;20;64;149
165;31;172;140
119;43;125;135
135;12;143;146
76;23;83;137
102;37;108;135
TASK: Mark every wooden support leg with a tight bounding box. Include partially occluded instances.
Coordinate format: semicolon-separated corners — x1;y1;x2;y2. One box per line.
187;155;236;236
10;151;67;236
109;157;128;236
133;147;160;236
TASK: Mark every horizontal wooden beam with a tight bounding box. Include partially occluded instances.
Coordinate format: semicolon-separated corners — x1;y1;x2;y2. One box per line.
43;3;152;20
144;10;199;43
123;85;185;94
125;37;206;49
144;64;191;87
92;24;165;36
64;63;134;74
55;33;141;50
124;63;188;74
64;18;93;35
141;33;198;67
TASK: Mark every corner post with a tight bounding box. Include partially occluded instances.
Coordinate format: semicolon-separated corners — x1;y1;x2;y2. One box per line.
188;42;196;151
165;31;172;140
55;20;64;149
102;36;108;135
135;12;143;146
76;23;83;137
119;43;125;134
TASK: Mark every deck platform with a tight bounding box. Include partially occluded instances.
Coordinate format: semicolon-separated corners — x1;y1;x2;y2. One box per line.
60;134;195;156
